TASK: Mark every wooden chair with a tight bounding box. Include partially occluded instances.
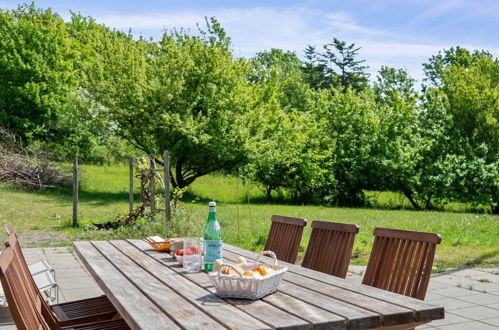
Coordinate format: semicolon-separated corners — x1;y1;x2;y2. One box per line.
4;226;127;328
0;244;129;330
301;221;359;278
0;245;50;329
264;215;307;263
362;227;441;300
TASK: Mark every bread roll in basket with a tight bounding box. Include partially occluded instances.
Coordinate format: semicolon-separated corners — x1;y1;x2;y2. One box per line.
208;251;287;300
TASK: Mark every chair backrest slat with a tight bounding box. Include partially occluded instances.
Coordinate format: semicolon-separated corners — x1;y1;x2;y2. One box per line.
0;245;50;330
264;215;306;264
301;221;359;278
362;227;441;300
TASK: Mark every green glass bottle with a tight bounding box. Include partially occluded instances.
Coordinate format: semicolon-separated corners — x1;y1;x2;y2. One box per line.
203;201;222;271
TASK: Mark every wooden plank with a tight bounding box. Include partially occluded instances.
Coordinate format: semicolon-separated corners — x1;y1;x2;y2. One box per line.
163;150;171;234
129;157;134;213
91;241;224;330
72;241;179;330
224;244;444;323
178;269;345;330
279;281;379;329
72;157;78;227
264;291;346;330
149;154;156;214
373;227;441;244
311;221;359;233
116;240;271;330
223;249;413;327
222;250;379;329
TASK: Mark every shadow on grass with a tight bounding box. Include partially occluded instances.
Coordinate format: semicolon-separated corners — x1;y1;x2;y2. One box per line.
434;249;499;273
3;184;493;214
4;185;140;205
464;249;499;268
180;189;293;205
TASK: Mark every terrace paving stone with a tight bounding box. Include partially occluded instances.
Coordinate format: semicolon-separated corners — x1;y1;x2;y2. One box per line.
428;281;449;290
470;272;499;282
429;297;476;310
428;312;471;327
486;303;499;310
483;317;499;327
437;321;499;329
431;274;499;293
448;305;499;321
425;291;449;301
456;292;499;305
429;286;483;298
442;268;495;277
62;288;104;302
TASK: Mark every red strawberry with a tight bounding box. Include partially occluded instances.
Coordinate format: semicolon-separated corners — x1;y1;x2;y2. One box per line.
185;247;199;255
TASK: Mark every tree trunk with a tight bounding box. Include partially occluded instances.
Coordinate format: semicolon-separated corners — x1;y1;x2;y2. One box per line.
425;194;432;210
401;187;421;210
266;187;272;201
492;204;499;215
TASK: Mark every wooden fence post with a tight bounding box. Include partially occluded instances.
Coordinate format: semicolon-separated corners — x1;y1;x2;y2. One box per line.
163;150;171;235
72;157;78;227
149;154;156;216
129;157;134;213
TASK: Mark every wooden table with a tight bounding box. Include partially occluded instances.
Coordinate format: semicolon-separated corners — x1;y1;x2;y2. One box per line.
73;240;444;330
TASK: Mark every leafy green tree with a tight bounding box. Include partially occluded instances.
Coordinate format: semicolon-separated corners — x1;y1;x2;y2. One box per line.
0;4;79;141
423;47;494;87
435;52;499;212
315;88;380;205
321;38;369;91
302;45;328;89
374;66;417;104
301;39;369;91
377;50;499;211
246;49;329;201
250;49;311;112
85;18;254;188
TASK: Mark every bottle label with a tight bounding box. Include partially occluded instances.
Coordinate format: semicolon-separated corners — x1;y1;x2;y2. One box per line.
212;221;220;231
204;240;222;262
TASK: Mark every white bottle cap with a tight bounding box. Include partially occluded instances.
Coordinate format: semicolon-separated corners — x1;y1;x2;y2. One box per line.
209;201;216;207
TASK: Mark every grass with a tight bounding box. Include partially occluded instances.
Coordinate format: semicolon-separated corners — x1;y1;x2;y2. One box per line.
0;163;498;269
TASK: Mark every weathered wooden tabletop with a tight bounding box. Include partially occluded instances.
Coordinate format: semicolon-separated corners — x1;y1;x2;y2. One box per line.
73;240;444;330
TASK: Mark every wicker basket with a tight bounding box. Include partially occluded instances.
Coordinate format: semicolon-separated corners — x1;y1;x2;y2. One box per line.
208;251;287;300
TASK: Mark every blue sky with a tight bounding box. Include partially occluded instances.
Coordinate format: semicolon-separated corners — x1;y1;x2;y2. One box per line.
1;0;498;81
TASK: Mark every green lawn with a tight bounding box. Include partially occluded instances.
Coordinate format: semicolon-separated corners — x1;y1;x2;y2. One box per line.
0;163;497;269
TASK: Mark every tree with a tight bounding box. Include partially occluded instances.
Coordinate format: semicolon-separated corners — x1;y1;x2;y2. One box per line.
302;45;328;89
84;18;255;188
423;46;494;87
246;50;329;201
321;38;369;91
315;88;381;205
250;49;311;113
435;52;499;212
301;39;369;91
378;49;499;211
0;4;79;141
374;66;417;104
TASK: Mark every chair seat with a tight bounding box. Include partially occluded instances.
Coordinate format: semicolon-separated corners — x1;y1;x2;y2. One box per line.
63;318;130;330
51;295;118;326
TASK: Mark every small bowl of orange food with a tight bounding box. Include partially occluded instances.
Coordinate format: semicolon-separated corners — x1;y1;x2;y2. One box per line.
145;236;171;252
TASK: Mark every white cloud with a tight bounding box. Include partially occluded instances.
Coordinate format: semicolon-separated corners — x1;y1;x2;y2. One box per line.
87;6;499;82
